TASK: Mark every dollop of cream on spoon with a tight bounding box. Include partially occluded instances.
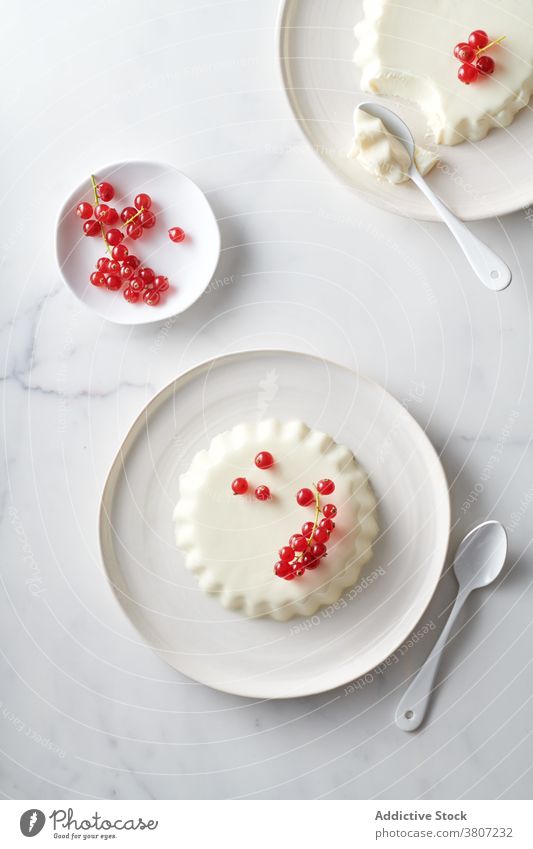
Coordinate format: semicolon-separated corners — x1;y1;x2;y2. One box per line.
349;107;438;184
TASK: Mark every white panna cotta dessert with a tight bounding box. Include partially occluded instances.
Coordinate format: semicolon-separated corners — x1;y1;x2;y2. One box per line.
173;420;379;622
349;107;439;184
354;0;533;145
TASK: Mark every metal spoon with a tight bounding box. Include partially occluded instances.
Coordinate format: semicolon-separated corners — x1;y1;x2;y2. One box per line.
395;520;508;731
359;102;512;292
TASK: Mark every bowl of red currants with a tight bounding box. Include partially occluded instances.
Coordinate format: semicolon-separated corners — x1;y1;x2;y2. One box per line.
56;160;220;324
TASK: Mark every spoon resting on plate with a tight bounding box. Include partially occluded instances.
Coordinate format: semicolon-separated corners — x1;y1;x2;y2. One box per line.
359;102;512;292
395;520;508;731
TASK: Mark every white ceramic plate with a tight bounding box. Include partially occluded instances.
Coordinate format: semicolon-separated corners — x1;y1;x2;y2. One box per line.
278;0;533;221
99;350;450;698
56;160;220;324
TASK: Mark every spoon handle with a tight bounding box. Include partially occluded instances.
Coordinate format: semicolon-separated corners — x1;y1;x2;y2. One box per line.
409;169;511;292
395;591;468;731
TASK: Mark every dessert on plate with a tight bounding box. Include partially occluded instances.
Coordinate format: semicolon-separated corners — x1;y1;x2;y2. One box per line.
173;419;379;621
353;0;533;146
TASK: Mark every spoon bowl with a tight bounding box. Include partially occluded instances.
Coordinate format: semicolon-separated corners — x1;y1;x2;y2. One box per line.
454;520;508;591
359;101;415;165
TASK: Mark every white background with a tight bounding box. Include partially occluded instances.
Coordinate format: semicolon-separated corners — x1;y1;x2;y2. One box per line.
2;801;531;847
1;0;533;799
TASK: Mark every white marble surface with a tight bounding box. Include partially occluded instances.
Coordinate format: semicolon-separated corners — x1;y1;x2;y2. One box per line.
2;0;533;800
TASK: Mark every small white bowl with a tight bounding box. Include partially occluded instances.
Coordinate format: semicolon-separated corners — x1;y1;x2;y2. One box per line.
56;160;220;325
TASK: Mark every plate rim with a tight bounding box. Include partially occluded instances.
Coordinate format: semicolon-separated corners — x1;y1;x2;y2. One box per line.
55;158;221;326
99;348;451;698
276;0;533;222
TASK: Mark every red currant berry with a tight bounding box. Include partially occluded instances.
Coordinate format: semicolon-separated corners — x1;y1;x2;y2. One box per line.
255;485;271;501
76;201;93;219
296;488;314;507
468;29;488;50
255;451;274;469
290;534;308;552
127;222;143;240
107;259;121;274
458;63;478;84
139;209;156;229
105;274;121;291
476;55;495;74
153;275;168;292
279;546;295;563
121;206;137;223
322;503;337;519
319;517;335;532
121;264;134;280
317;478;335;495
139;267;155;285
94;203;110;222
106;228;123;246
123;286;139;303
143;290;160;306
305;557;321;570
311;541;327;558
123;255;140;269
90;271;106;287
83;219;100;236
274;560;295;579
300;552;313;567
231;477;248;495
96;256;110;271
106;208;119;225
112;244;129;261
313;527;329;544
169;226;186;243
134;193;152;210
97;181;114;202
301;521;315;538
130;277;144;292
453;42;476;63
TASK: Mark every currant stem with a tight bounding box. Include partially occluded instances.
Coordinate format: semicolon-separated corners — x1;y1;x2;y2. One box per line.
99;225;112;256
122;206;144;231
477;35;505;56
90;174;112;256
90;173;99;205
294;485;321;562
309;485;321;539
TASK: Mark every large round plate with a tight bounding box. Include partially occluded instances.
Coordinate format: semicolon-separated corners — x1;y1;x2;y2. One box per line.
99;350;450;698
278;0;533;221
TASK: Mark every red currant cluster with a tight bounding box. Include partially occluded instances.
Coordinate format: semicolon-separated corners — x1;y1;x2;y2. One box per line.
454;30;505;84
230;456;338;579
231;451;274;501
275;478;337;581
75;176;187;306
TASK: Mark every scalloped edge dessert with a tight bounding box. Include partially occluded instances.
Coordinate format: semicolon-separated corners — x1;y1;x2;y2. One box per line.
354;0;533;146
173;419;379;621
